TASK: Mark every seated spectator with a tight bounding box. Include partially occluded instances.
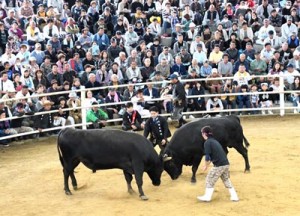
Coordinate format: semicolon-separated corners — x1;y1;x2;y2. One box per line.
250;84;259;114
237;84;251;115
269;78;280;105
86;101;108;129
33;70;50;89
0;71;14;96
283;64;300;90
155;57;171;79
259;83;273;115
191;82;206;112
67;91;82;124
40;56;52;76
34;100;54;136
126;61;143;83
105;88;122;120
20;70;35;93
0;110;14;147
131;89;150;116
143;80;162;113
26;20;44;49
1;87;16;110
250;52;268;75
55;96;75;127
206;95;224;117
108;74;124;95
47;80;61;105
233;64;252;87
15;85;33;108
13;74;23;92
290;76;300;113
206;68;222;93
233;53;250;74
208;45;223;68
221;80;237;114
11;102;34;135
123;82;136;101
122;102;145;131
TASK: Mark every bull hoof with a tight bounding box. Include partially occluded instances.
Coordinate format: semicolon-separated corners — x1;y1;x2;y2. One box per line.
191;178;197;184
140;195;149;201
128;189;135;194
244;169;250;173
73;186;78;190
65;191;72;195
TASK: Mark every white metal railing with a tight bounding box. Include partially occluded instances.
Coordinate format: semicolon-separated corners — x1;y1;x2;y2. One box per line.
0;75;299;141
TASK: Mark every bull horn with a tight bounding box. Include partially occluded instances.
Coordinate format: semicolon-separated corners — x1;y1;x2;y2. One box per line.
163;154;172;162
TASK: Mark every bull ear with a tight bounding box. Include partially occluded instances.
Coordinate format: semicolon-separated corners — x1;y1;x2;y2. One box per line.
163;154;172;162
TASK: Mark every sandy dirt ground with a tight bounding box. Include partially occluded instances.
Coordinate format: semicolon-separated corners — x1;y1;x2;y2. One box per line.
1;115;300;216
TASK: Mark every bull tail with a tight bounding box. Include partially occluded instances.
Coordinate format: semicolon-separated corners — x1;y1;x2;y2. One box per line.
243;135;250;148
57;130;65;168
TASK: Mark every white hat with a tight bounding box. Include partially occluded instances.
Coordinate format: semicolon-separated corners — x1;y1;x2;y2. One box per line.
189;22;196;28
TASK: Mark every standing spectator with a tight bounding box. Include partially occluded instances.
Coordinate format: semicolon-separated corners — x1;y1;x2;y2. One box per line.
35;100;54;136
170;74;186;128
206;95;223;117
259;83;273;114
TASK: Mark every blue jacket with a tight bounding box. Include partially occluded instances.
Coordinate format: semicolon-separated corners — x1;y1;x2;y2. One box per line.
171;64;187;76
93;33;110;51
143;87;160;98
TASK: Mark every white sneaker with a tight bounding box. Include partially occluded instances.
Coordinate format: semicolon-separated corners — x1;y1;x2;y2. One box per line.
183;116;186;120
189;115;195;119
261;110;266;115
167;117;172;121
203;114;211;118
294;109;298;114
268;110;273;115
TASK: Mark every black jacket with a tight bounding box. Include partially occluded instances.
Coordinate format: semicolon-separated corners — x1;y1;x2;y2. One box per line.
34;108;53;129
122;110;143;128
172;81;186;108
144;116;171;140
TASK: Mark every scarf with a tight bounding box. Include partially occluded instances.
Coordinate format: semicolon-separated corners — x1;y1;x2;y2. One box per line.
108;92;120;103
63;38;74;49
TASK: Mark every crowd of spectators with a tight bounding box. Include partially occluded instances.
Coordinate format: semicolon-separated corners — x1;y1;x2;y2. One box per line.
1;0;300;146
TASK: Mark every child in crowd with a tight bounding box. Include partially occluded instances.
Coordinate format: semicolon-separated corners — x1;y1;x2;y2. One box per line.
259;83;273;115
250;84;259;114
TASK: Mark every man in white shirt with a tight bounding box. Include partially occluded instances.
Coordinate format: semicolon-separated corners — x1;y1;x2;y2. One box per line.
263;30;281;50
190;35;207;54
281;16;298;42
43;18;60;41
193;44;207;65
131;89;150;116
0;71;14;97
260;42;275;64
233;64;252;86
255;19;276;45
282;64;300;89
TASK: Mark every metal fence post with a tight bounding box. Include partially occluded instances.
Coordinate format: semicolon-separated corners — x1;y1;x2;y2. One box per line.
279;76;285;116
80;86;87;130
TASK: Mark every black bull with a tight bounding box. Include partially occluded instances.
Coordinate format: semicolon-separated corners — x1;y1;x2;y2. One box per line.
57;128;163;200
162;115;250;182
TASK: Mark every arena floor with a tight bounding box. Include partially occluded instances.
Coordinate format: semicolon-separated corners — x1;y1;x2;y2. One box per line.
1;115;300;216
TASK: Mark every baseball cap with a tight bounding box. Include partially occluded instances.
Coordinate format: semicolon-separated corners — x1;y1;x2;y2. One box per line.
170;74;178;80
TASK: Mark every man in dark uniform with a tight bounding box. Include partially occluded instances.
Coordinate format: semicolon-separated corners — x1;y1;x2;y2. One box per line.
143;106;171;150
170;74;187;128
197;126;239;202
122;102;145;131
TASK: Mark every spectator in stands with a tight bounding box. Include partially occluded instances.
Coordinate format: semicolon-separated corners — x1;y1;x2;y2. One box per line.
225;41;239;64
206;68;222;93
263;30;281;50
171;56;187;77
250;52;268;75
105;88;123;120
283;64;300;89
0;109;13;147
233;53;250;74
35;100;54;136
281;16;298;43
67;91;82;124
221;80;237;114
158;46;174;66
237;84;251;115
259;83;273;114
122;102;145;131
192;44;207;66
256;18;275;45
30;43;45;66
206;94;223;117
86;101;108;129
209;45;223;68
218;54;233;77
233;63;252;86
11;102;34;134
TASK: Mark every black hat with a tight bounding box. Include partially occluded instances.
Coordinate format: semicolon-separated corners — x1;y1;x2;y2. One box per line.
268;30;274;35
197;43;202;48
116;31;122;35
16;102;24;109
